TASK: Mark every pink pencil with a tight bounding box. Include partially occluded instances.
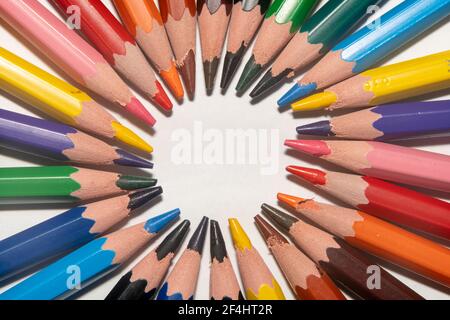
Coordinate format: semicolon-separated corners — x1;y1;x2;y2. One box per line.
0;0;156;126
285;140;450;193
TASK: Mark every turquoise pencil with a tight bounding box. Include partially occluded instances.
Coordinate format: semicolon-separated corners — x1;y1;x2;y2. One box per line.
278;0;450;106
0;209;180;300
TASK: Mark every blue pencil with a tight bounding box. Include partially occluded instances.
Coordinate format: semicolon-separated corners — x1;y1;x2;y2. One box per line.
0;187;162;282
278;0;450;107
0;209;180;300
296;100;450;141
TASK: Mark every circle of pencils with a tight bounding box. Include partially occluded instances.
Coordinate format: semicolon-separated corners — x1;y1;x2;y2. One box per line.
254;213;346;300
112;0;184;100
261;204;423;300
156;216;209;300
0;209;180;300
0;187;163;282
285;165;450;240
279;0;450;107
0;166;157;204
0;0;155;126
106;219;190;300
0;109;153;168
251;0;382;99
277;193;450;288
285;139;450;193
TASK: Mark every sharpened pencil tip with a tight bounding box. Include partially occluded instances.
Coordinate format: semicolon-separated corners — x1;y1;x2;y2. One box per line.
114;149;154;168
296;120;333;136
278;82;317;108
284;139;330;157
145;208;180;234
111;121;153;153
187;216;209;254
210;220;228;262
152;81;173;111
286;166;326;185
261;204;297;231
250;68;289;99
156;220;190;260
203;58;219;95
291;91;337;112
277;193;304;209
128;186;163;210
160;63;185;100
254;215;289;244
221;46;246;90
179;50;196;101
117;175;157;190
235;55;262;94
125;97;157;127
228;218;252;251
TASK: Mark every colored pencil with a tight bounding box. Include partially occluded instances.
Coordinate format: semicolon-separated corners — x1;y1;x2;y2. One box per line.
0;209;179;300
112;0;184;100
254;214;346;300
286;166;450;240
159;0;197;100
0;187;162;282
279;0;450;107
220;0;271;90
285;139;450;193
210;220;244;300
236;0;318;94
0;166;157;204
51;0;172;112
0;109;153;168
0;47;153;153
156;216;209;300
261;204;423;300
251;0;381;99
0;0;156;126
296;100;450;141
277;193;450;288
291;51;450;112
228;218;285;300
197;0;232;95
106;220;190;300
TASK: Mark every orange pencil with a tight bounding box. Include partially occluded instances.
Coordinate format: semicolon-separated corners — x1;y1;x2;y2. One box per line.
113;0;184;100
278;193;450;288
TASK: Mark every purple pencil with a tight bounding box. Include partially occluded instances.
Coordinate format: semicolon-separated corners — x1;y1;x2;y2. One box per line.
296;100;450;141
0;109;153;168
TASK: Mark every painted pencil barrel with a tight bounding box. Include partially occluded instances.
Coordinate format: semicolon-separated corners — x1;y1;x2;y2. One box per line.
0;166;157;204
0;187;163;281
0;209;180;300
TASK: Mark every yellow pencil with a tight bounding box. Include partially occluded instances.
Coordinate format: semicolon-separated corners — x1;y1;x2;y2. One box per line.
228;218;285;300
291;50;450;112
0;47;153;153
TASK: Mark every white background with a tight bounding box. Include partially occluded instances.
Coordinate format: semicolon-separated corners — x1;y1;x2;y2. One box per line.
0;0;449;300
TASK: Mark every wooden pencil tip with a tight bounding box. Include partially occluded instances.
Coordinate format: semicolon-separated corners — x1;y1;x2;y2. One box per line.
277;193;304;209
228;218;252;251
179;50;196;100
286;166;326;185
254;215;289;244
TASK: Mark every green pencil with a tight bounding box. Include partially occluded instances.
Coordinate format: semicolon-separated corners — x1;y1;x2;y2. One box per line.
251;0;382;98
236;0;318;94
0;166;157;204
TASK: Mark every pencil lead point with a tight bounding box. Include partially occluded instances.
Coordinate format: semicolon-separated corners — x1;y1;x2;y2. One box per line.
187;216;209;254
286;166;326;185
228;218;252;251
284;139;330;157
210;220;228;262
277;82;317;108
125;97;156;127
235;55;262;94
111;121;153;153
114;149;154;168
128;186;163;210
220;46;246;90
152;81;173;111
277;193;304;209
179;50;196;100
160;63;185;100
156;220;190;260
117;175;157;190
254;214;289;244
145;208;180;234
291;91;337;112
203;58;219;95
296;120;333;136
250;68;289;99
260;204;297;231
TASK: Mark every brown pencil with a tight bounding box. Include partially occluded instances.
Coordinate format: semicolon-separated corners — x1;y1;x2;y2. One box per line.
254;214;346;300
159;0;197;100
210;220;244;300
197;0;232;94
261;204;423;300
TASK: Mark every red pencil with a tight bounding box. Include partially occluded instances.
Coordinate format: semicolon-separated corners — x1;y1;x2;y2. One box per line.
51;0;172;112
286;166;450;240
